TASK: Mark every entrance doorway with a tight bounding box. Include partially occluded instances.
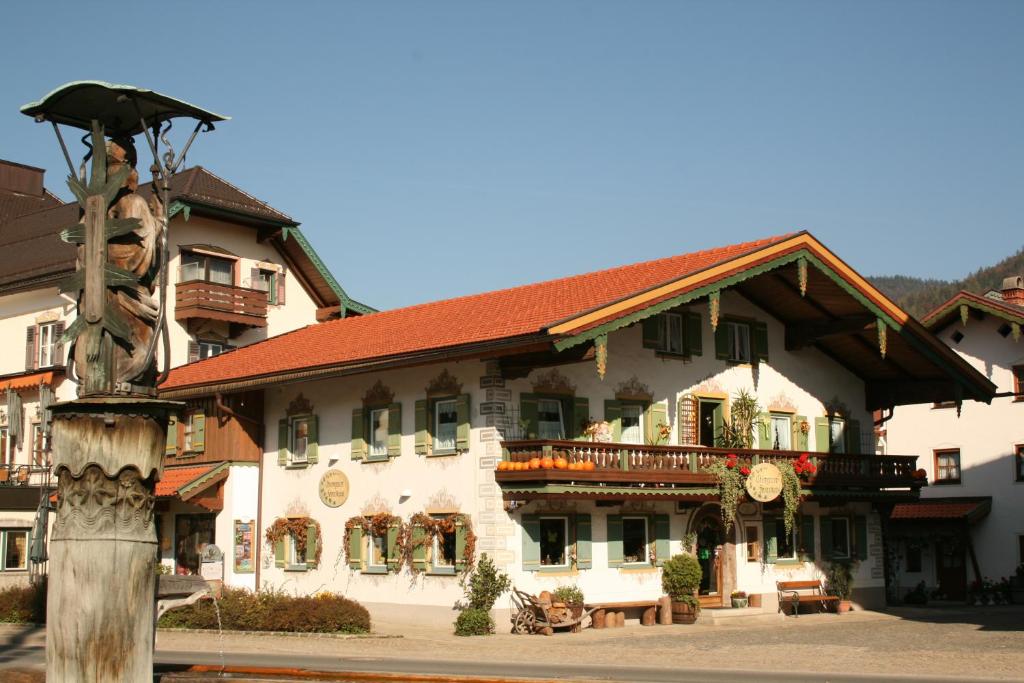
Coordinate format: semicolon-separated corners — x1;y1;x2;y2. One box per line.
175;513;216;576
694;514;726;607
698;399;723;447
936;542;967;600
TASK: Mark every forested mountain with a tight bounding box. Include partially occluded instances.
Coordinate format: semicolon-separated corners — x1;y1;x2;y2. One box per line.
871;247;1024;319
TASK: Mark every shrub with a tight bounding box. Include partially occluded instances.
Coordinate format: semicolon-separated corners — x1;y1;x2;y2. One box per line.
459;553;510;612
0;580;46;624
825;561;855;600
903;581;928;605
157;587;370;633
552;585;585;605
453;607;493;636
661;553;702;607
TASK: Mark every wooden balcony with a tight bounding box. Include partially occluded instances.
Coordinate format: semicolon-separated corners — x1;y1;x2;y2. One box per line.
0;464;52;488
496;440;922;500
175;280;268;328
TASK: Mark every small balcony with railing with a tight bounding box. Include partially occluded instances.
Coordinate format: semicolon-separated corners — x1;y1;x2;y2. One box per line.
0;463;52;488
175;259;268;329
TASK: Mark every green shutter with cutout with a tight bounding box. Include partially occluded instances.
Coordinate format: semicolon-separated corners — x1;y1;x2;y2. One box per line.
654;514;670;567
411;526;428;572
277;418;288;466
574;514;592;570
604;400;622;442
306;415;319;464
348;527;362;570
757;413;772;449
351;409;365;460
522;514;540;571
642;315;663;349
275;538;285;568
715;323;731;360
854;515;868;560
386;524;400;572
572;396;590;440
191;412;205;452
764;518;778;564
799;516;815;562
414;399;428;455
607;515;624;567
753;321;769;362
814;417;830;453
820;516;833;560
646;402;668;445
306;524;318;568
847;419;862;454
166;414;178;456
520;393;539;439
456;394;471;451
685;312;702;356
455;519;469;572
388;402;402;456
793;415;808;451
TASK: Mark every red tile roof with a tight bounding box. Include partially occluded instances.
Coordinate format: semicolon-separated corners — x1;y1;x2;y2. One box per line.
156;465;215;498
161;234;793;391
891;499;990;520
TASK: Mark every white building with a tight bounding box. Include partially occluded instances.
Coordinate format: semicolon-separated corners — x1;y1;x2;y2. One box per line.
161;232;993;624
885;278;1024;601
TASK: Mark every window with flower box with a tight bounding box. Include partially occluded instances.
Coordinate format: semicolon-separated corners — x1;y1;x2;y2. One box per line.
270;518;320;572
346;516;401;574
521;513;592;572
409;513;473;576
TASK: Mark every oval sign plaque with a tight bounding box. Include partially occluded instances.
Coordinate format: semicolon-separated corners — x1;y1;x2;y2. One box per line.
319;469;350;508
745;463;783;502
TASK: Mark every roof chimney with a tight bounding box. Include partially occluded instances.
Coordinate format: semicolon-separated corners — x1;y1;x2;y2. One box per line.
1002;275;1024;306
0;159;45;197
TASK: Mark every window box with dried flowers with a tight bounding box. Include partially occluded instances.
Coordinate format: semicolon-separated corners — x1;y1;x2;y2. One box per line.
343;513;402;573
401;512;477;575
265;517;322;570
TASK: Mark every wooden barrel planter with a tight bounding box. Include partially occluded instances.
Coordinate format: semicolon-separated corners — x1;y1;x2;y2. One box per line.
671;600;698;624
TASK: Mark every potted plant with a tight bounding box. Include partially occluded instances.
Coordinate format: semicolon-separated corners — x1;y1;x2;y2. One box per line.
825;560;855;613
552;585;586;620
730;590;748;609
661;553;702;624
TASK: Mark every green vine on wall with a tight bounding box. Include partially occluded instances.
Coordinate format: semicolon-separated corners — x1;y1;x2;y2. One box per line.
704;455;750;533
265;517;322;567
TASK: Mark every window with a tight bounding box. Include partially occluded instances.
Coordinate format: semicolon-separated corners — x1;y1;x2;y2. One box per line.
0;427;12;466
368;533;388;571
199;341;223;359
254;269;278;304
183;416;194;452
287;534;306;570
745;525;760;562
31;424;47;466
2;529;29;571
906;545;922;573
620;404;643;445
434;400;458;454
37;322;58;368
621;517;649;564
724;321;751;362
290;416;312;464
432;525;457;572
1014;366;1023;401
828;518;851;559
180;251;234;285
770;414;792;450
829;418;846;454
1015;445;1024;483
537;399;564;440
642;311;702;357
539;517;568;567
369;408;389;458
765;519;797;562
935;449;961;484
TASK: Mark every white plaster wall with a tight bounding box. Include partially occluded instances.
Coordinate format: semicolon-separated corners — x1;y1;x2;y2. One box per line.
886;315;1024;579
217;464;259;591
0;288;76;383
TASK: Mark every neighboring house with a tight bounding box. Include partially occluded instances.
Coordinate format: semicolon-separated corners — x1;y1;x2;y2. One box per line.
0;158;368;588
885;277;1024;601
160;232;993;623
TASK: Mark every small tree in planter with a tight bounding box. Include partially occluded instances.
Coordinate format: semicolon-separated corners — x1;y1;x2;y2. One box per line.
661;553;702;624
825;560;856;613
453;553;511;635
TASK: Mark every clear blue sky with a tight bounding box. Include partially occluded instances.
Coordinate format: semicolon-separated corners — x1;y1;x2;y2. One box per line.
3;0;1021;310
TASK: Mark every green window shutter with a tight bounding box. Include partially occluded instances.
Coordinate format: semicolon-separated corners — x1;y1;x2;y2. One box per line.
455;518;469;572
684;312;702;356
574;514;592;570
387;402;402;456
414;399;428;454
846;419;862;454
351;408;366;460
799;516;815;562
456;394;471;451
521;515;541;571
814;417;830;454
854;515;868;561
645;402;668;445
753;321;769;362
277;418;288;466
191;412;205;452
607;515;624;567
757;413;771;449
306;415;319;464
793;415;808;451
386;524;400;572
820;516;833;561
411;526;428;571
654;514;670;567
715;323;731;360
348;528;363;570
306;523;319;568
165;415;178;456
572;396;590;440
604;400;622;442
763;518;778;564
641;315;663;349
519;393;538;439
274;538;285;568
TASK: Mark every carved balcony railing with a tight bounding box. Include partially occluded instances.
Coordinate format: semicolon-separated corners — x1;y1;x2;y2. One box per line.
175;281;268;328
0;464;53;488
497;440;921;489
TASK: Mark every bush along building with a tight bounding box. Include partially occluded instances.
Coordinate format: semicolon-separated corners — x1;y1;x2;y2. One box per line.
0;158;369;589
884;277;1024;603
159;232;994;623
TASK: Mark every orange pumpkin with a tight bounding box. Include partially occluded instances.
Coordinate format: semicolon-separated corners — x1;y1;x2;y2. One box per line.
497;460;509;471
529;457;542;470
541;457;555;469
567;462;577;471
554;457;569;470
583;460;596;472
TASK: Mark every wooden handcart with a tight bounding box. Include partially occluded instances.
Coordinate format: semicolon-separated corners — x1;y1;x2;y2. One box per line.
510;588;595;635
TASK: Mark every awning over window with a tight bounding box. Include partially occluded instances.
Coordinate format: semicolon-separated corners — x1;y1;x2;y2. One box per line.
890;497;991;525
0;370;55;392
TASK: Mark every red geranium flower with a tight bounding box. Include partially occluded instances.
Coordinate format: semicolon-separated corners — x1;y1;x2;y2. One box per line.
793;462;804;474
798;452;810;463
726;459;736;469
805;463;817;474
739;466;751;476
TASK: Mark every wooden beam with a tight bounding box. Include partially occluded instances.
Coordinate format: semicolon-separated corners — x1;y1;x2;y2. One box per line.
785;315;876;350
865;379;956;410
497;343;595;380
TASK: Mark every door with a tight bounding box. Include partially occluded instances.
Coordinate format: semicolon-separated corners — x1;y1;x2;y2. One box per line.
175;513;216;576
698;399;723;447
935;542;966;600
696;516;725;605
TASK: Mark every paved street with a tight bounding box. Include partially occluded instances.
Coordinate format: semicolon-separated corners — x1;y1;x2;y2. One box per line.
1;606;1022;682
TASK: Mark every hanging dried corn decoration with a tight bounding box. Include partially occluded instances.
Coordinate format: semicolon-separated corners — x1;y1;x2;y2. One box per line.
709;290;721;331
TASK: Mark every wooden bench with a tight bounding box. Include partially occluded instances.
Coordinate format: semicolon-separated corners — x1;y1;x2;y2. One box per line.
585;599;668;627
776;580;839;617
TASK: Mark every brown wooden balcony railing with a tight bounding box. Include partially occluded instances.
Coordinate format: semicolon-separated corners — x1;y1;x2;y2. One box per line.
175;280;268;327
497;440;921;489
0;464;53;488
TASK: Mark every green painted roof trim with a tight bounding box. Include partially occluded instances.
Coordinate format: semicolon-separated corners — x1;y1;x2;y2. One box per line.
925;295;1024;329
177;461;230;498
282;226;376;315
